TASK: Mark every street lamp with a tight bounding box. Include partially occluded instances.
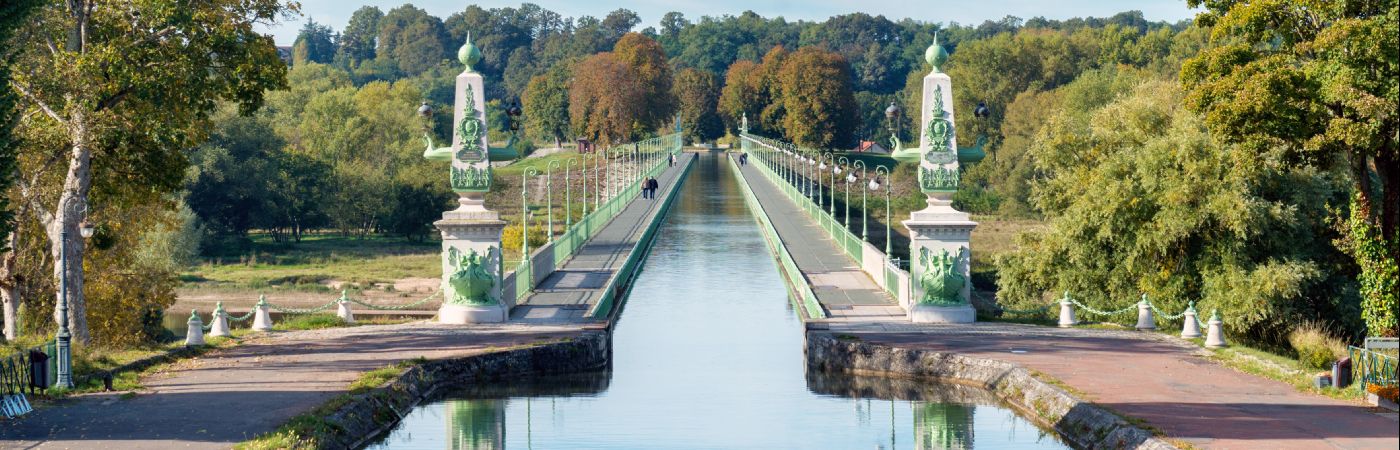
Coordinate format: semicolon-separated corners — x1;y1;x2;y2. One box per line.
545;160;563;242
885;101;902;142
521;168;540;257
874;166;892;256
55;199;94;389
852;160;869;241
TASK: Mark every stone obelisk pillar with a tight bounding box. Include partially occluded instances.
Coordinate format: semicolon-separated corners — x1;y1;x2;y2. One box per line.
431;34;508;323
904;35;977;323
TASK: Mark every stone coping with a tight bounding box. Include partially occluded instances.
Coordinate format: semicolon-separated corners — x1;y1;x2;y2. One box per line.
806;333;1177;450
309;331;610;449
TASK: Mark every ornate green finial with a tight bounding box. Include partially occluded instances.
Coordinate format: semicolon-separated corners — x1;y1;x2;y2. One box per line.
214;301;224;313
1186;301;1196;313
458;32;482;72
1140;293;1149;306
1061;291;1071;302
925;32;949;73
189;309;200;321
256;294;267;307
1210;309;1221;321
339;289;349;302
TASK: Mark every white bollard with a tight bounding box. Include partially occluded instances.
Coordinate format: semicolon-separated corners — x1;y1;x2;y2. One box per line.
1134;294;1156;331
1204;310;1227;348
1057;292;1077;328
251;295;274;332
1180;303;1202;339
208;301;232;338
337;294;355;324
185;310;206;346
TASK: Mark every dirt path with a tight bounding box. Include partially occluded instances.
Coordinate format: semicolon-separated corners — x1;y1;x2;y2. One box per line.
827;322;1399;450
1;322;589;449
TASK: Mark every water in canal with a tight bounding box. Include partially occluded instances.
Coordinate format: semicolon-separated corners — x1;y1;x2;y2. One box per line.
369;153;1068;449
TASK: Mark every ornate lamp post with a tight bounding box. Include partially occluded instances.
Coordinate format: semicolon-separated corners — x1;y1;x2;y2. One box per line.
565;159;576;226
818;153;834;212
874;165;893;256
839;157;853;227
521;168;540;256
54;199;94;389
545;160;562;242
885;101;902;150
853;160;869;240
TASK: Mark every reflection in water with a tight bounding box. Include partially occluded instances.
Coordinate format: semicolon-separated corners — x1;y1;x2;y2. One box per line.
369;154;1067;449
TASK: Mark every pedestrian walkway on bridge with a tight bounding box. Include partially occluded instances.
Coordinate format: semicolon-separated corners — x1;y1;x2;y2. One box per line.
510;152;695;324
731;154;905;322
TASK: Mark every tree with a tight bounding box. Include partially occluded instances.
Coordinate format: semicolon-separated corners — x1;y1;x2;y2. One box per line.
1181;0;1399;337
569;53;645;146
996;80;1358;345
775;47;858;148
601;9;642;41
9;0;292;343
612;33;674;132
293;19;337;65
0;0;42;340
672;68;723;143
378;5;449;76
523;62;573;148
338;6;383;64
718;60;764;135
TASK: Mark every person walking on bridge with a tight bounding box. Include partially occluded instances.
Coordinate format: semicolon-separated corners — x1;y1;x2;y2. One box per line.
669;152;677;167
643;176;659;199
738;152;748;166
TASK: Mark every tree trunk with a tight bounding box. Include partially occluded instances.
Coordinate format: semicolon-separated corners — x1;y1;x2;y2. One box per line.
1;230;19;341
42;135;94;344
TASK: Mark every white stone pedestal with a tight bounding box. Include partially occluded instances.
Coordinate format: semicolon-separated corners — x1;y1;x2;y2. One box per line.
911;304;976;323
905;195;978;324
439;303;508;324
435;213;507;324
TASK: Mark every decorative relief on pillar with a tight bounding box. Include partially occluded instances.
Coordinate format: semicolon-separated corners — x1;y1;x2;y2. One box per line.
918;246;966;305
923;86;956;164
455;84;487;163
445;246;498;305
450;165;492;192
920;166;960;192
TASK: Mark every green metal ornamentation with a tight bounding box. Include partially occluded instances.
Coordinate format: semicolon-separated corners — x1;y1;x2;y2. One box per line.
918;246;966;305
920;165;959;192
455;85;487;163
450;165;492;192
445;246;496;305
923;85;955;165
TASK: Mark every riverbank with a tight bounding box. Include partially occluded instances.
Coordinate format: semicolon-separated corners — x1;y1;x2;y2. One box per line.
807;322;1400;449
0;322;604;449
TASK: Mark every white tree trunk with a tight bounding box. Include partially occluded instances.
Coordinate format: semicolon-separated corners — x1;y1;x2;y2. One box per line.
2;230;18;341
42;130;94;344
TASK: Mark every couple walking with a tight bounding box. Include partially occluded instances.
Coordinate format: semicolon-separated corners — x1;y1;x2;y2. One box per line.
642;176;661;199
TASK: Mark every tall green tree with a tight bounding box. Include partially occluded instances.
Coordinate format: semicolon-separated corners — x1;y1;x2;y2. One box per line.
0;0;42;341
523;62;573;148
292;19;337;65
9;0;292;343
378;5;449;76
337;6;383;65
672;68;724;143
1181;0;1399;337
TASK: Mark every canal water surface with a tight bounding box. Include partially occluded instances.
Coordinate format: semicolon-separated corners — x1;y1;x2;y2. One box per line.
368;153;1068;449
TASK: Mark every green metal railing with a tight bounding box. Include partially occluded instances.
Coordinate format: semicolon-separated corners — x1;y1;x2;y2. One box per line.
510;133;684;305
1350;346;1398;391
728;153;826;319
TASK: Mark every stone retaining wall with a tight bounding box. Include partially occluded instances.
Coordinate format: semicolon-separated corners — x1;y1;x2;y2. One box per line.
807;333;1177;450
312;331;610;449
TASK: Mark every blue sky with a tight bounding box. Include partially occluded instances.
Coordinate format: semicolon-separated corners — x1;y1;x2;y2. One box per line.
262;0;1200;45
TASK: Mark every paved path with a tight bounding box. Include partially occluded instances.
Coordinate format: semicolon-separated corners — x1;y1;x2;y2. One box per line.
511;153;694;324
0;322;590;449
824;321;1399;450
734;157;904;321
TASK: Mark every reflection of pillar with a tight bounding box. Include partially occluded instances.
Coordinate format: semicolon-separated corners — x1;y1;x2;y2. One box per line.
447;399;506;450
914;402;974;450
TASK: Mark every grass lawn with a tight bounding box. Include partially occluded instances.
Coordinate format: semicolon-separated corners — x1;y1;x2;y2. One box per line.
186;234;440;291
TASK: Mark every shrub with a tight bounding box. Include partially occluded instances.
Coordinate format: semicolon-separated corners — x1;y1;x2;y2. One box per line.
1288;323;1347;370
1367;384;1398;403
501;224;547;253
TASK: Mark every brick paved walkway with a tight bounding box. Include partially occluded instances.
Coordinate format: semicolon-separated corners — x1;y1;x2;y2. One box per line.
825;322;1399;450
0;322;589;449
734;158;905;321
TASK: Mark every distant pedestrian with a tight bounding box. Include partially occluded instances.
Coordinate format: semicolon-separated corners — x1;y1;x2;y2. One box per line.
669;153;677;167
644;177;659;199
739;152;748;166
